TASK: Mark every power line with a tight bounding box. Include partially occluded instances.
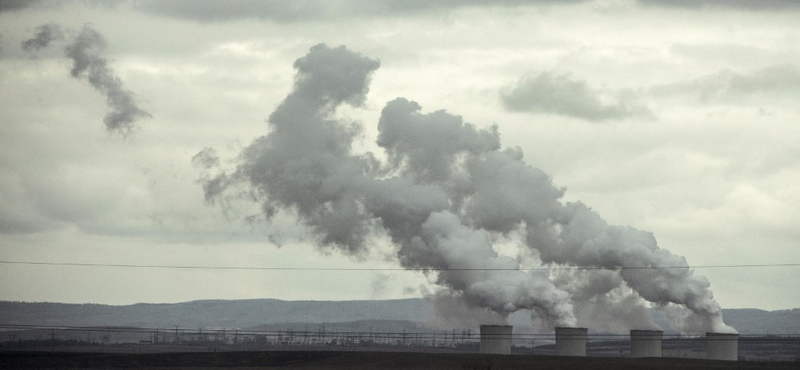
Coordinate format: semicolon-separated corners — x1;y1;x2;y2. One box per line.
1;260;799;272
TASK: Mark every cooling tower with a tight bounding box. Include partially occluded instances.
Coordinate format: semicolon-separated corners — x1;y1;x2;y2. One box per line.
630;330;662;358
555;327;587;357
706;332;738;361
479;325;512;354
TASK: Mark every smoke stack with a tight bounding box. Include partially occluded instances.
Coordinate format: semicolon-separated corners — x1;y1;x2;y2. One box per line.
706;332;738;361
479;325;512;354
555;327;587;357
630;330;662;358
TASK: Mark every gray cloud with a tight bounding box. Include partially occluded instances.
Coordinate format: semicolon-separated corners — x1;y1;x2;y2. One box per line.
65;26;152;133
0;206;56;234
500;72;653;121
20;23;63;52
22;24;152;133
0;0;42;12
0;0;72;14
133;0;588;23
191;147;220;169
638;0;800;11
192;147;223;205
650;64;800;101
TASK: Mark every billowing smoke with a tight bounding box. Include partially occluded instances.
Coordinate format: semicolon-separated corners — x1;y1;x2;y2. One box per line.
22;24;151;133
191;147;220;169
21;23;62;52
201;43;734;333
551;268;659;333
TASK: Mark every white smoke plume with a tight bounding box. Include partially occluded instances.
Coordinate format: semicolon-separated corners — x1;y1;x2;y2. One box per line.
200;43;734;333
552;268;659;333
22;24;151;134
427;290;508;328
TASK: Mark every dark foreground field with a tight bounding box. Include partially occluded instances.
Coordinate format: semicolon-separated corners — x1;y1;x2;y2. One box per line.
1;350;798;369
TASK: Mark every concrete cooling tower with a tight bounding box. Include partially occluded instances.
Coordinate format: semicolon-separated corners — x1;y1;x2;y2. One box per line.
479;325;512;354
706;332;738;361
555;327;587;357
630;330;662;358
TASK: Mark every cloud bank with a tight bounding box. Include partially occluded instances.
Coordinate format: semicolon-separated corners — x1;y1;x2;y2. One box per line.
650;64;800;101
638;0;800;11
500;72;652;121
132;0;589;22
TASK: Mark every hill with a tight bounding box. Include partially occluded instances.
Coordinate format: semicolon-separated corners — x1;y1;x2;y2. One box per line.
0;299;434;329
1;299;799;335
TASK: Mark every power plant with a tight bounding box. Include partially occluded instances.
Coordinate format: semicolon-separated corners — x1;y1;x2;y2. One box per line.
473;326;741;362
473;325;742;362
706;332;739;361
555;327;587;357
630;330;663;358
479;325;512;354
9;321;786;364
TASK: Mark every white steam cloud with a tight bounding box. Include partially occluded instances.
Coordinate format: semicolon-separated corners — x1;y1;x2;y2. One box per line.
199;43;735;333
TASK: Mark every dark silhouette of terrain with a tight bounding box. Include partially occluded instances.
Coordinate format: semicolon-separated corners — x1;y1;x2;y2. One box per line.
2;299;799;335
1;350;798;369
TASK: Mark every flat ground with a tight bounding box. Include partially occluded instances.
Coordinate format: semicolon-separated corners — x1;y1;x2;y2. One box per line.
1;350;798;369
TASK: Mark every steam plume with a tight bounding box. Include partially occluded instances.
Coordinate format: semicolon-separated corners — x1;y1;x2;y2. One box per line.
201;43;734;333
22;24;151;133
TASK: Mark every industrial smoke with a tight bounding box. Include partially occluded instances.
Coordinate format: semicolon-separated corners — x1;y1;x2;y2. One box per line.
198;43;735;334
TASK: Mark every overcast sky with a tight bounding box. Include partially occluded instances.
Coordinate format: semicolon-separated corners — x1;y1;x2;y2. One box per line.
0;0;798;311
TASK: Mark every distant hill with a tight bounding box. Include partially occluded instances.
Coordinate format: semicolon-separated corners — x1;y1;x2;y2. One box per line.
1;299;798;335
0;299;435;329
719;308;800;335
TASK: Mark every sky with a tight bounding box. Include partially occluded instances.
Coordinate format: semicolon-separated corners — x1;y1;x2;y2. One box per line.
0;0;798;314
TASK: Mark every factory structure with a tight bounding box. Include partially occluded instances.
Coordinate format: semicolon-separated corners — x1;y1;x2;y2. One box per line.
478;325;512;354
706;332;739;361
478;325;739;361
630;330;663;358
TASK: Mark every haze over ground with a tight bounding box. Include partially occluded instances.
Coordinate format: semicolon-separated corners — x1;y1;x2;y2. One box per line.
0;0;798;324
